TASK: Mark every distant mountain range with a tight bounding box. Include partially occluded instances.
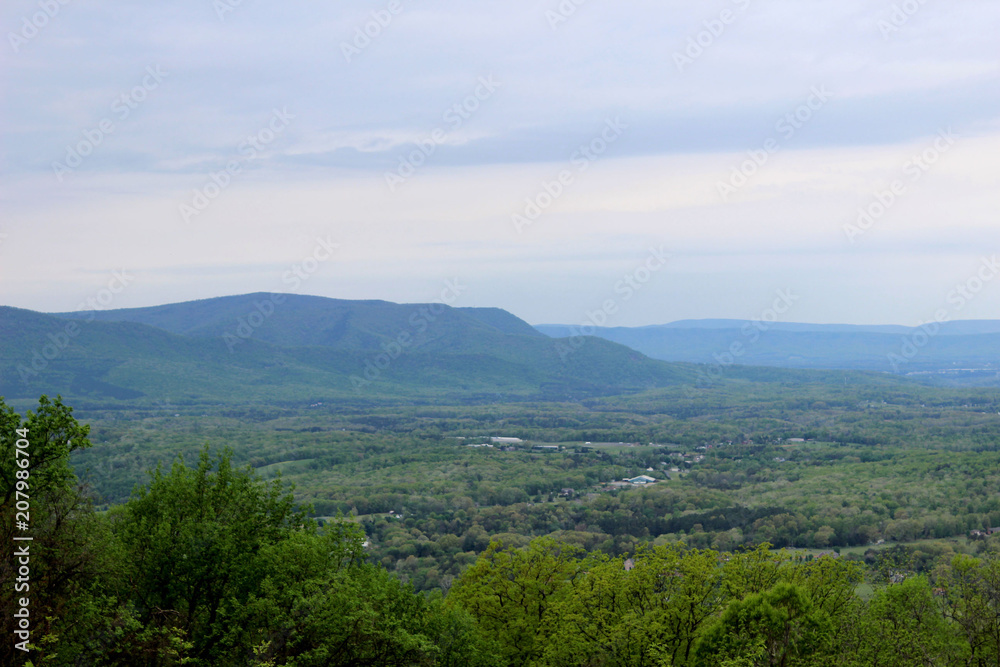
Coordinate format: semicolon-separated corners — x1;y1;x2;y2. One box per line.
535;320;1000;383
5;294;997;409
0;294;696;406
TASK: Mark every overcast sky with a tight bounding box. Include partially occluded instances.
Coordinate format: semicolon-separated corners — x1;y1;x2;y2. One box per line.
1;0;998;326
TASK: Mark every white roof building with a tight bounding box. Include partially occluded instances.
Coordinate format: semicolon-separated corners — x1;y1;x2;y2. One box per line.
626;475;657;485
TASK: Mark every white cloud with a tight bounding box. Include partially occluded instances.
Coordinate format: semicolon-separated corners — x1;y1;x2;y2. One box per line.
1;0;998;324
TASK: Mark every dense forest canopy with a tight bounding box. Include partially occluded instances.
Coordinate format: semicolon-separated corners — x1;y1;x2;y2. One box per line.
4;392;1000;665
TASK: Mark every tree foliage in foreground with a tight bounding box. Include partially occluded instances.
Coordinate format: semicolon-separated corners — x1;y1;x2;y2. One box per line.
1;396;471;666
5;396;1000;666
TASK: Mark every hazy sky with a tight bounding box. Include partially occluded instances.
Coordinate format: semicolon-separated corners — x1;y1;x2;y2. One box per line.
1;0;998;326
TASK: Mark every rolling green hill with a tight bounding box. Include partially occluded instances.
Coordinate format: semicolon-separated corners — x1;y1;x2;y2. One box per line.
53;293;546;350
1;297;696;407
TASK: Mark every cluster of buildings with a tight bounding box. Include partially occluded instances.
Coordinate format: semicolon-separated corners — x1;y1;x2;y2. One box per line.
970;527;1000;539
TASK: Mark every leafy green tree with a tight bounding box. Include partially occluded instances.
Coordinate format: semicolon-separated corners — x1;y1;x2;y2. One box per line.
847;576;967;666
0;396;116;665
544;544;725;667
238;521;445;666
423;597;502;667
109;445;461;666
449;538;582;666
937;554;1000;666
695;582;833;667
110;446;308;664
784;555;862;619
721;544;785;600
